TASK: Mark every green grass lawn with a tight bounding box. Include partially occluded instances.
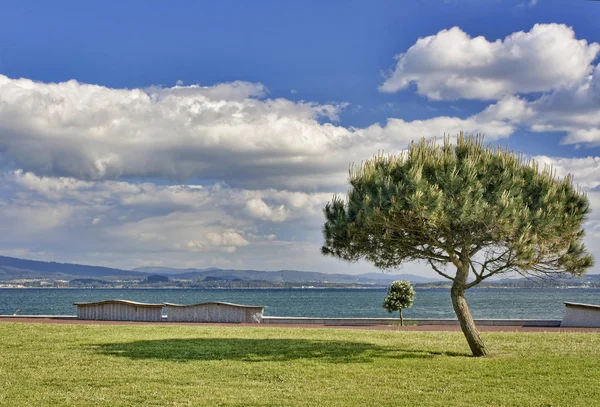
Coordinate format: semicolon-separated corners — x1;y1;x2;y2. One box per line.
0;323;599;406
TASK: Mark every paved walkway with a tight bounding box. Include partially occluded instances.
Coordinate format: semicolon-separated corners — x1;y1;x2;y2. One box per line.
1;317;599;332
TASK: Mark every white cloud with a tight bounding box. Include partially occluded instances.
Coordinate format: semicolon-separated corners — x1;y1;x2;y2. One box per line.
474;64;600;146
1;202;73;233
363;115;515;142
0;75;517;191
0;75;346;189
245;198;287;222
380;24;600;100
0;172;341;268
186;231;250;254
478;96;536;123
11;169;93;199
526;64;600;145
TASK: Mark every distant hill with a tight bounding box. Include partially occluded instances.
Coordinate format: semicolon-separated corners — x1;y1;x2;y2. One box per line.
3;255;597;287
0;255;148;280
485;274;600;287
0;255;437;284
132;266;220;275
132;266;439;284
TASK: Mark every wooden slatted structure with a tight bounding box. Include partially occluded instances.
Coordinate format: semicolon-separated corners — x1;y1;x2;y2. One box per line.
73;300;164;321
165;301;264;323
561;302;600;327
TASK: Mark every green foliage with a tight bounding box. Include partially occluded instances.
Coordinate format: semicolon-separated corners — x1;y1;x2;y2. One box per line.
383;280;415;313
322;134;593;282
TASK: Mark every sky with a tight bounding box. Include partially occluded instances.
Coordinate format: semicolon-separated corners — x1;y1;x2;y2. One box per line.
1;0;600;276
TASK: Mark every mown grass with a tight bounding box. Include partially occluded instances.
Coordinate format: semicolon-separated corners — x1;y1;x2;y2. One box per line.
0;323;599;406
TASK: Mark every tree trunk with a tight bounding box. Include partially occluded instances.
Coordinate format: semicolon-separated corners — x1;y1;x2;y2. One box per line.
399;308;403;326
451;280;488;357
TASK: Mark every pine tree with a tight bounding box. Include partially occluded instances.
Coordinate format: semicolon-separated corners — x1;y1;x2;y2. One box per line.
383;280;415;326
322;134;593;357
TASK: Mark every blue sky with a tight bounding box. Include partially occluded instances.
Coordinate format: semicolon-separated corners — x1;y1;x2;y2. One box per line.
0;0;599;275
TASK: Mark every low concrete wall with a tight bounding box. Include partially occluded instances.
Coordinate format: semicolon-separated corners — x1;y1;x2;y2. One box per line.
166;302;264;323
0;315;78;319
0;314;564;327
262;317;561;327
561;302;600;328
73;300;164;322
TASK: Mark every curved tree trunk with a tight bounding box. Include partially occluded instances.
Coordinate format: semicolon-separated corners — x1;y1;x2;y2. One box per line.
451;281;488;357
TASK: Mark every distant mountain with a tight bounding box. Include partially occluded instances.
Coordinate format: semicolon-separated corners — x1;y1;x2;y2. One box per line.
0;255;148;280
486;273;600;287
6;255;596;287
132;266;220;275
0;255;438;285
133;267;439;284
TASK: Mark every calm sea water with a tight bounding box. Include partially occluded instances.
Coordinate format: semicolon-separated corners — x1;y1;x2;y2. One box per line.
1;287;599;319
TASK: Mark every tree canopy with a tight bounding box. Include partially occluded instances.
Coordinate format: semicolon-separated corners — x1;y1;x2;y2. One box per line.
383;280;415;311
322;134;593;356
382;280;415;326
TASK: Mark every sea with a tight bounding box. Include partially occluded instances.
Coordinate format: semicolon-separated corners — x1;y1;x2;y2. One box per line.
1;287;599;319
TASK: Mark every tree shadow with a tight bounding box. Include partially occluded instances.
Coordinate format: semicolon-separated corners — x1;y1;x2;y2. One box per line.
91;338;470;363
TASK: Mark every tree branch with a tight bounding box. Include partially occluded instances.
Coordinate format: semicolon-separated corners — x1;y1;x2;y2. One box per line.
468;259;482;279
409;247;451;262
469;244;482;257
465;249;516;289
465;271;498;289
427;259;457;282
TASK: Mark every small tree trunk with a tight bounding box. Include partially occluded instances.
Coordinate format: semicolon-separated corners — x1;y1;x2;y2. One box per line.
399;308;403;326
451;281;488;357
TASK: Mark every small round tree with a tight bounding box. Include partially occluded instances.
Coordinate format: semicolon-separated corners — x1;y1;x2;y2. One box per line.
322;134;593;357
383;280;415;326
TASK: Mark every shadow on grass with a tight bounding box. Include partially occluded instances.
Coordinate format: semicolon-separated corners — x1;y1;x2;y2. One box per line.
91;338;469;363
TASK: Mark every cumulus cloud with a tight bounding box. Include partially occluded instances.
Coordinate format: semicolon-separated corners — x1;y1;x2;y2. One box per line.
474;63;600;146
380;24;600;100
376;23;600;145
1;202;73;233
187;231;250;253
526;64;600;145
245;198;287;222
0;171;390;273
0;171;339;267
478;96;536;123
0;75;518;190
9;170;331;221
364;115;514;142
0;75;337;186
